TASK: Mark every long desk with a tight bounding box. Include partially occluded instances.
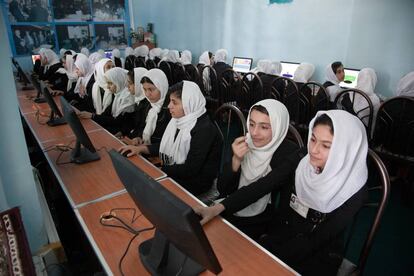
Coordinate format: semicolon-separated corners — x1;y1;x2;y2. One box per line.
15;81;297;275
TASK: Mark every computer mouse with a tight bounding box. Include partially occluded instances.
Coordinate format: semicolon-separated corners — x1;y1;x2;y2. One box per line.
120;149;132;157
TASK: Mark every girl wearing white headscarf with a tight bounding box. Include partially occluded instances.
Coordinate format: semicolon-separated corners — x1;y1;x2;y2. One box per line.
38;48;68;92
124;47;134;58
119;81;222;196
180;50;192;65
149;47;162;63
134;45;149;60
293;62;315;83
166;50;180;63
355;68;381;136
213;48;232;80
59;48;67;58
91;58;114;115
106;67;135;118
56;54;78;93
324;61;345;102
194;99;301;239
395;71;414;97
72;53;96;111
214;49;228;64
259;110;368;275
111;48;123;68
80;47;90;57
88;52;104;67
197;51;213;92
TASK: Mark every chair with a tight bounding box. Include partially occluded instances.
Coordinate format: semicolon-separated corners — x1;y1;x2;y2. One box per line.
172;62;187;85
184;64;201;85
371;96;414;163
338;149;390;276
271;77;300;124
200;65;220;113
286;124;305;149
240;72;264;115
134;57;146;68
124;55;136;71
158;61;173;85
213;103;247;172
145;59;157;70
219;68;242;106
334;89;374;137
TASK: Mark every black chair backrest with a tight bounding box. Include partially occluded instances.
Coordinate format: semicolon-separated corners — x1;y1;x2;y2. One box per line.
372;96;414;159
342;149;390;275
213;103;247;172
271;77;300;124
258;72;279;99
240;72;264;115
219;68;242;106
172;62;187;85
334;89;374;137
158;61;173;85
184;64;201;84
124;55;136;71
298;81;330;126
286;124;305;149
134;57;146;68
146;59;157;70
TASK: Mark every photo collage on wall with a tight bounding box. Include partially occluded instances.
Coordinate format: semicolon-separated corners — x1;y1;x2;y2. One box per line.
2;0;129;56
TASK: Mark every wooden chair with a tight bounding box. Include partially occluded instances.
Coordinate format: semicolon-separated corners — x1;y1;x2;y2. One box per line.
338;149;390;276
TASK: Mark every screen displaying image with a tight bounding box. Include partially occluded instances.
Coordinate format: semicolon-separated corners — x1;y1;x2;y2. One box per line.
340;68;360;89
11;25;55;55
56;24;93;52
7;0;50;22
52;0;92;21
94;24;127;50
232;57;253;73
92;0;125;21
280;61;300;79
104;51;112;59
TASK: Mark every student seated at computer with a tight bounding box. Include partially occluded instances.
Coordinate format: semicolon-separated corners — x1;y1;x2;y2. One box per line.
79;67;135;136
91;58;115;115
119;81;222;196
112;48;123;68
149;48;162;66
293;62;315;86
38;48;68;93
194;99;302;240
55;53;78;97
254;60;282;98
165;50;186;85
395;71;414;97
69;53;96;112
354;68;381;137
323;61;345;102
180;50;192;65
124;47;135;71
212;49;232;81
134;45;149;68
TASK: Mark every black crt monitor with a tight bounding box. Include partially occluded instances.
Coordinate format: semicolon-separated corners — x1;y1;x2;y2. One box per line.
40;81;66;126
11;57;33;90
108;149;222;276
340;68;360;89
60;97;100;164
232;57;253;74
280;61;300;79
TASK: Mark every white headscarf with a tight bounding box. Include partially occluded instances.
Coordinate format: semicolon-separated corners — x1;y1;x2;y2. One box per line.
133;67;148;104
40;48;60;68
235;99;290;217
141;69;169;144
293;62;315;83
125;47;134;57
181;50;192;65
269;61;282;76
81;47;90;57
65;55;78;91
149;48;162;60
97;49;105;57
295;110;368;213
355;68;381;135
252;59;271;74
92;58;113;115
88;52;104;66
134;45;149;59
74;53;94;96
105;67;135;118
59;48;67;58
112;48;121;58
198;51;211;65
159;81;206;165
214;49;228;63
161;49;169;59
325;63;343;101
395;71;414;97
166;50;180;63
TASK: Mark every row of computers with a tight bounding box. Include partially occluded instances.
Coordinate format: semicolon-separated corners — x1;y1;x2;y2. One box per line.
14;58;223;275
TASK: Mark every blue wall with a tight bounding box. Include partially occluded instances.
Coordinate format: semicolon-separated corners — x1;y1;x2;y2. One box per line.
132;0;414;97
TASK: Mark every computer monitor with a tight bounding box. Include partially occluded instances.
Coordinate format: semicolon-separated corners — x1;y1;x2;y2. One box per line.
340;68;360;89
108;149;222;275
60;97;100;164
31;55;41;65
40;81;66;126
104;51;112;59
232;57;253;74
280;61;300;79
11;57;33;90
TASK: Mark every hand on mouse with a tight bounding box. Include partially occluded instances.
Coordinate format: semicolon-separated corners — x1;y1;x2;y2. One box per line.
118;145;149;157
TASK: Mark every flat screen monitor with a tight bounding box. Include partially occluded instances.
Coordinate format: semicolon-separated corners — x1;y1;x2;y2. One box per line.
60;97;100;164
104;51;113;59
11;57;33;90
232;57;253;74
108;149;222;275
40;81;66;126
340;68;360;89
31;55;41;65
280;61;300;79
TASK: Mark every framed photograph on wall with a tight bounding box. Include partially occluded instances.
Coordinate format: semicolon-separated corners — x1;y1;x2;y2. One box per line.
92;0;125;22
56;24;93;52
6;0;51;22
52;0;92;22
11;25;55;55
94;23;127;50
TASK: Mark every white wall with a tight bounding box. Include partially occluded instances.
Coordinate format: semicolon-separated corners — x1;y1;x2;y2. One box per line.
132;0;414;97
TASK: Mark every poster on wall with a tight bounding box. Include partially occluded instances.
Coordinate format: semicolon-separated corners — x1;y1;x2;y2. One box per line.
11;25;55;55
6;0;51;22
92;0;125;22
56;24;93;52
94;24;127;50
52;0;92;22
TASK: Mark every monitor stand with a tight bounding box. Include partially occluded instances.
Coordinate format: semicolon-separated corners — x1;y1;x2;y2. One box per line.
139;230;205;276
70;141;100;164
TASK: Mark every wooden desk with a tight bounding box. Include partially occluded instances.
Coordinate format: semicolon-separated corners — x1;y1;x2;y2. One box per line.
42;129;166;208
76;178;297;276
